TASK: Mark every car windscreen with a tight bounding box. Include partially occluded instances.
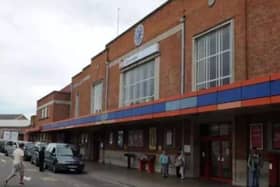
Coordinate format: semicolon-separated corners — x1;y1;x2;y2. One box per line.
56;145;73;156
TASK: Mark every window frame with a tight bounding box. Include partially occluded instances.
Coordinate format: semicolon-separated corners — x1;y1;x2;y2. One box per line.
128;129;144;148
192;20;234;91
120;56;159;107
91;81;103;114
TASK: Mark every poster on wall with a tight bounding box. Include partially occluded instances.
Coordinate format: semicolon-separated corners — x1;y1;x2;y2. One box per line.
273;124;280;149
250;123;263;150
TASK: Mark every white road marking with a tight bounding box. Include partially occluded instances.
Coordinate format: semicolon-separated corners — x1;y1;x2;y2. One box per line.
1;159;6;163
24;176;31;181
41;177;58;182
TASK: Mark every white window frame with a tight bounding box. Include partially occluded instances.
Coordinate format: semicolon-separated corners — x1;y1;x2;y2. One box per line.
120;58;157;106
192;20;234;91
91;81;103;113
75;92;80;117
40;107;48;119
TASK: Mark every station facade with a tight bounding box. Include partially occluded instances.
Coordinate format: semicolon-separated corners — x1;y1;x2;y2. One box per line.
25;0;280;186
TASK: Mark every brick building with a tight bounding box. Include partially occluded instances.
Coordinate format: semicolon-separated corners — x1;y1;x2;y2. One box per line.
26;0;280;186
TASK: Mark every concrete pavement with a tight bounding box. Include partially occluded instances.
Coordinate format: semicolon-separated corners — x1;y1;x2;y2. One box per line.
0;153;122;187
0;153;231;187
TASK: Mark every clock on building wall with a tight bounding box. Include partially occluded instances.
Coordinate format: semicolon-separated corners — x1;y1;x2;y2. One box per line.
134;24;144;46
208;0;216;7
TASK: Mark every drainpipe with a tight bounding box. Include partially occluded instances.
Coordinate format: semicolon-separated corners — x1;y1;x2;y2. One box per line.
180;16;186;94
105;49;109;111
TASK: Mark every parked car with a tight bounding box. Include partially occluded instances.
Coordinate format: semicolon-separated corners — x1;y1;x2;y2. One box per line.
31;142;47;166
23;142;35;161
0;139;7;153
44;143;84;173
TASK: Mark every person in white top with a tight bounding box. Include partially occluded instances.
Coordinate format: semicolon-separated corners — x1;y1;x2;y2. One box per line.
4;143;25;185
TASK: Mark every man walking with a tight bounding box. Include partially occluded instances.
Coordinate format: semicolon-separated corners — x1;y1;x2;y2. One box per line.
39;146;45;172
4;143;25;185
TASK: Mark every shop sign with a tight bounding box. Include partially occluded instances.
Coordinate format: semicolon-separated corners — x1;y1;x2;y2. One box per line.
120;43;159;69
250;123;263;150
273;124;280;149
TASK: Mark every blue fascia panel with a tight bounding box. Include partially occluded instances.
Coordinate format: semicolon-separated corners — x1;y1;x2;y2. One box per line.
197;93;217;107
180;97;197;109
217;88;242;104
153;103;166;114
271;80;280;96
242;83;270;100
165;100;180;111
134;105;154;116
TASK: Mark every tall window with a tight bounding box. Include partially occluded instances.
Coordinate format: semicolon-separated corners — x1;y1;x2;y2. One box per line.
75;92;80;117
122;61;155;106
40;107;48;119
128;130;144;147
195;23;232;90
91;82;103;113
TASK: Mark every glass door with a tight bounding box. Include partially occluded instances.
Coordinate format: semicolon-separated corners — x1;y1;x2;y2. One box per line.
211;141;221;177
221;141;232;178
210;140;232;179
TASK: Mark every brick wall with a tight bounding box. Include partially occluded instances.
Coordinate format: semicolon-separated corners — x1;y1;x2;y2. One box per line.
71;51;107;117
247;0;280;78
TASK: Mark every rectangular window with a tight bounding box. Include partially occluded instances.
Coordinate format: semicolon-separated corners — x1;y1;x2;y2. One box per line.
40;107;48;119
75;92;80;117
109;132;114;145
128;130;143;147
117;130;124;148
165;129;174;147
149;128;157;150
91;82;103;113
195;23;232;90
122;60;155;106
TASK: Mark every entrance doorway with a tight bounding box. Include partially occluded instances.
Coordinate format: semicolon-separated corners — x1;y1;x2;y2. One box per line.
200;123;232;183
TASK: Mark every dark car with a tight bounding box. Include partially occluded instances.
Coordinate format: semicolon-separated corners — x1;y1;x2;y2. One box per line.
0;139;7;153
23;142;35;161
44;143;84;173
31;142;47;166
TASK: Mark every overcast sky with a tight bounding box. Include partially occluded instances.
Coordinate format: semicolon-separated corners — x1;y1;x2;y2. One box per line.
0;0;167;118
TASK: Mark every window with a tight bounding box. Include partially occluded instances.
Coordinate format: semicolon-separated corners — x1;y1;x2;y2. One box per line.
165;129;174;147
91;82;103;113
108;132;114;145
40;107;48;119
117;130;124;148
149;128;157;150
194;23;232;90
128;130;144;147
122;61;155;106
75;92;80;117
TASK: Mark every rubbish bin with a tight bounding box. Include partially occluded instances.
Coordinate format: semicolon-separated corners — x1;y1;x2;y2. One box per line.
138;155;147;171
146;155;156;173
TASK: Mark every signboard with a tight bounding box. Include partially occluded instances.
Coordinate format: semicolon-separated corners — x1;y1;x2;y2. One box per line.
3;131;18;141
120;43;159;69
273;124;280;149
250;123;263;150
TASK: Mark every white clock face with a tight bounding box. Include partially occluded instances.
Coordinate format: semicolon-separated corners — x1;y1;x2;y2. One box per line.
134;24;144;46
208;0;216;7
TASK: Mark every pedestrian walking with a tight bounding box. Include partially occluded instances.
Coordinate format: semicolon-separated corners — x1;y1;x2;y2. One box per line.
178;151;185;180
248;147;263;187
159;150;169;178
39;146;45;172
4;143;25;185
174;150;181;178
